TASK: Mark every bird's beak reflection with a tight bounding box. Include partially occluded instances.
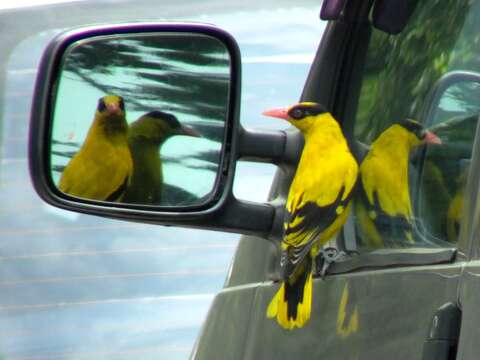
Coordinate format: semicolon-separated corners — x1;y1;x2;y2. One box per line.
106;103;120;114
262;107;289;120
178;126;202;138
424;130;442;145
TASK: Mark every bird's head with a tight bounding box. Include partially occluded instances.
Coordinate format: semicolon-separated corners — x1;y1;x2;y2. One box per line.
129;111;201;145
397;119;442;147
97;95;126;117
262;102;331;132
95;95;127;132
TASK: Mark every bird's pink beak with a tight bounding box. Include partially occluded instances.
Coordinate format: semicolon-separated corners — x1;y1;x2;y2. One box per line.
262;107;289;120
424;130;442;145
106;102;120;114
179;126;201;138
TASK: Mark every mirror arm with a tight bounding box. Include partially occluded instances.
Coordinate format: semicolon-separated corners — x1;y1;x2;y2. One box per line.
237;126;303;166
237;126;286;164
209;196;276;238
234;126;305;241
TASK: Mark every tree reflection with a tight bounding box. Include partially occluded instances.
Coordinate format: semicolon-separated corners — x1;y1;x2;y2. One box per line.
62;35;230;122
356;0;472;141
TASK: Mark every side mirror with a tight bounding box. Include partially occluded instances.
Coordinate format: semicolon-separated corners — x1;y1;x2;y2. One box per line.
29;23;296;236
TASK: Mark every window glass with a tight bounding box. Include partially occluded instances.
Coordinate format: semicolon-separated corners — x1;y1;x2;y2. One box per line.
353;0;480;250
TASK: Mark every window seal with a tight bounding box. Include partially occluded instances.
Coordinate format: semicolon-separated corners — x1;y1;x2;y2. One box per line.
326;247;457;275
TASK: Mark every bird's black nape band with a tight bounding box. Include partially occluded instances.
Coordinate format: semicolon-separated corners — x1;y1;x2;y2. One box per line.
397;118;424;139
287;103;328;120
97;98;106;112
145;110;181;129
118;97;125;111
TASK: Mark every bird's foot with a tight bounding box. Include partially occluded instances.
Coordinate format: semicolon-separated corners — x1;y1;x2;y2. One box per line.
268;272;283;283
315;247;347;279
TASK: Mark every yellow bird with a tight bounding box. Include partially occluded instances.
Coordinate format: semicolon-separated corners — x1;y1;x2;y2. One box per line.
59;95;132;201
356;119;441;248
123;111;201;204
447;190;463;243
264;102;358;330
447;168;468;242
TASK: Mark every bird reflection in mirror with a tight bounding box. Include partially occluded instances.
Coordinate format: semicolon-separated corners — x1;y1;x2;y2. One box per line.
263;102;359;330
356;119;442;249
122;110;201;205
59;95;133;202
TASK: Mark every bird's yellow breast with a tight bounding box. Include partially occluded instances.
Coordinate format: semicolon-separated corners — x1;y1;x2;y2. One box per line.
59;119;132;201
287;120;358;213
360;125;416;217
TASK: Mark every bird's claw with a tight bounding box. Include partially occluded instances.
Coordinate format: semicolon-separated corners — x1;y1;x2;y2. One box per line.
268;272;283;283
315;247;347;279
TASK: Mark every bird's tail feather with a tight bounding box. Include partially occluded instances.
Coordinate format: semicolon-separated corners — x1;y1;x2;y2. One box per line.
267;260;313;329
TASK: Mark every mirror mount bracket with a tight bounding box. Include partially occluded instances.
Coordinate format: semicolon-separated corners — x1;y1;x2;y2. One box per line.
236;126;305;241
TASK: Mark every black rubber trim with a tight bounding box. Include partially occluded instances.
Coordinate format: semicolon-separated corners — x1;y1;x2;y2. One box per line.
327;248;457;275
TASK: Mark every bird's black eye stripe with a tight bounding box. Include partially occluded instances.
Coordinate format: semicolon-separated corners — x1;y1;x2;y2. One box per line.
288;104;328;120
290;108;305;120
118;98;125;111
97;99;106;112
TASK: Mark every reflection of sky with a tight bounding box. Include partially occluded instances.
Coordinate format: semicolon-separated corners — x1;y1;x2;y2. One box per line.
434;82;480;124
1;2;323;360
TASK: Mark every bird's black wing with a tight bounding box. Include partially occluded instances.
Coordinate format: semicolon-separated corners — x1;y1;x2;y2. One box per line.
358;184;413;245
284;186;345;240
106;175;130;202
371;191;414;244
282;184;356;279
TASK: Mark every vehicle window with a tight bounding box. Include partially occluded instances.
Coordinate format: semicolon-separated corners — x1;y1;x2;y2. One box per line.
353;0;480;251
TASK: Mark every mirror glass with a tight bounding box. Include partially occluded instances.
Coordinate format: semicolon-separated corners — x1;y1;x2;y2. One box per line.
416;77;480;243
50;32;231;206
